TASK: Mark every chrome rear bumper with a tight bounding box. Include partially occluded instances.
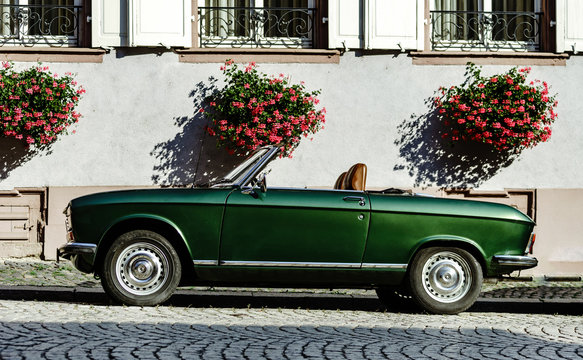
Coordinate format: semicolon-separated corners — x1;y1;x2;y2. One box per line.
492;255;538;270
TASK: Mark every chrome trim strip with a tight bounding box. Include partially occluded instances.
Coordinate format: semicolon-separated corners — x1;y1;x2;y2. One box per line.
193;260;219;266
361;263;408;269
218;261;408;269
220;260;361;268
492;255;538;267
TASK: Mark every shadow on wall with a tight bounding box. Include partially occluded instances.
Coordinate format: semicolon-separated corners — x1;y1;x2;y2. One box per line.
0;138;39;181
150;78;241;186
394;98;520;188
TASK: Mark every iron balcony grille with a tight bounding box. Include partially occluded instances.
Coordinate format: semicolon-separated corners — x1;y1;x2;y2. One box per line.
199;6;315;49
431;10;542;52
0;3;81;47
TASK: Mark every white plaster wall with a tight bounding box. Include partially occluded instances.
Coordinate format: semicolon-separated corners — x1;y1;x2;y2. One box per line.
1;51;582;190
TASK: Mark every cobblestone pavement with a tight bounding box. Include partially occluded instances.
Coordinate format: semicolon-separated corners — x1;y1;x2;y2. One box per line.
0;299;582;359
0;258;582;359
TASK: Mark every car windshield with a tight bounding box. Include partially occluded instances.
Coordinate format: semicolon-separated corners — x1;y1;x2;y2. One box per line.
211;148;270;187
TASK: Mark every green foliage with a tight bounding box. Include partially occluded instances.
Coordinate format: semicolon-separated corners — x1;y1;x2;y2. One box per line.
0;62;84;149
203;60;326;157
436;63;557;152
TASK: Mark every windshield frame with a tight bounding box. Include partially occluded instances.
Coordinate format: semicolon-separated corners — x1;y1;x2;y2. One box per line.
211;146;280;188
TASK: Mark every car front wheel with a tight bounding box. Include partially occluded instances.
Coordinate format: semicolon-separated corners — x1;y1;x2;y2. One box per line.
101;230;181;306
408;247;482;314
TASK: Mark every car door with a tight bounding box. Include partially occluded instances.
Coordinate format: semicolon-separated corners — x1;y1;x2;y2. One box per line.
219;188;370;268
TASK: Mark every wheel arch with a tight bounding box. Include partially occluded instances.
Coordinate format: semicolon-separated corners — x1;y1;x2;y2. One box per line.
411;236;488;276
94;215;194;281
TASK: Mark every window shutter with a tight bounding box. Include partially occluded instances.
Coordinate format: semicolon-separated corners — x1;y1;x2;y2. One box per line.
92;0;129;47
129;0;192;47
328;0;423;50
366;0;423;50
328;0;363;49
557;0;583;52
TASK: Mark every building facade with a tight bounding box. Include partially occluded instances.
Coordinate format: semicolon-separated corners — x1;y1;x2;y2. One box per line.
0;0;582;276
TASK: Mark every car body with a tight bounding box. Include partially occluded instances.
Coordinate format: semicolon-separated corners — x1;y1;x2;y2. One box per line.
59;146;537;314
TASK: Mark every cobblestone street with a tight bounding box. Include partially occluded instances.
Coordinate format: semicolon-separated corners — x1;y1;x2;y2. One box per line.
0;297;582;359
0;259;582;359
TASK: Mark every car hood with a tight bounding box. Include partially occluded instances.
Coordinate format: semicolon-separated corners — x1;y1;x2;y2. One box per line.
70;187;234;208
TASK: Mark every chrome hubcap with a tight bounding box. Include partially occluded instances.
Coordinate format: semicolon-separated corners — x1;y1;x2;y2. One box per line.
422;251;471;303
115;242;169;296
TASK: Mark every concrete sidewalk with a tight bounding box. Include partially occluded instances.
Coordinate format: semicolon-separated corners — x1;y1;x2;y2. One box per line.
1;257;582;302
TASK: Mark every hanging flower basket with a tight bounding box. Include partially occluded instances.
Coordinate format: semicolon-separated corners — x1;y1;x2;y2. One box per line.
435;63;557;152
202;60;326;157
0;62;84;150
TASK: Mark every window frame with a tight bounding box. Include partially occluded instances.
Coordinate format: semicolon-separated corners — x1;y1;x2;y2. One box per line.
429;0;547;52
0;0;86;48
196;0;319;49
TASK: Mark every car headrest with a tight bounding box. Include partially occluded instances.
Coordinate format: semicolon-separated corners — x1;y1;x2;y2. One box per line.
334;172;347;190
343;163;367;191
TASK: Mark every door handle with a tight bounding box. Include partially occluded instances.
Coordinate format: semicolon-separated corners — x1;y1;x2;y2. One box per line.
343;196;366;206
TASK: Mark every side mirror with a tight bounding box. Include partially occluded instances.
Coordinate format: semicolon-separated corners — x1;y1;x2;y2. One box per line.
241;173;267;197
256;172;267;193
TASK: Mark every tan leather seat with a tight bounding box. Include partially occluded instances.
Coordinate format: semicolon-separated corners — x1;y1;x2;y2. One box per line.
334;163;367;191
334;172;347;190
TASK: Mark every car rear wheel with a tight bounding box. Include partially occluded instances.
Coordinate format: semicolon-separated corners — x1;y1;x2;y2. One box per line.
101;230;181;306
408;247;482;314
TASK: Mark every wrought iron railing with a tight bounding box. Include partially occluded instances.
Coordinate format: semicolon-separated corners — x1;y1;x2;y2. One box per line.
199;6;315;48
431;10;542;51
0;3;81;47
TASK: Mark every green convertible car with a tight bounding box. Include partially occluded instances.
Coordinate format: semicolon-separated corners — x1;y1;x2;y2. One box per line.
59;146;537;314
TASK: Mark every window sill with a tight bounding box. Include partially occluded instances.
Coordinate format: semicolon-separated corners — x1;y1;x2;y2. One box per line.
0;47;106;63
176;48;340;64
411;51;569;66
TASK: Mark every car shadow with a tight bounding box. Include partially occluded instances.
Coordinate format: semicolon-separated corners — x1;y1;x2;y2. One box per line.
0;286;581;315
150;78;241;187
393;98;520;188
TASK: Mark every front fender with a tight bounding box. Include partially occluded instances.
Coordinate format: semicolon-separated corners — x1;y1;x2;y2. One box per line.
91;214;192;275
409;235;488;271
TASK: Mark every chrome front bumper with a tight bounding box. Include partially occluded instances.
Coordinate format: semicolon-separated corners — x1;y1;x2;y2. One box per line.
492;255;538;270
57;242;97;260
57;242;97;273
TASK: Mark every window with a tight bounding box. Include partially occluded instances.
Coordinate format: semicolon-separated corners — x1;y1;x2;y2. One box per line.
198;0;317;48
0;0;83;47
431;0;543;51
